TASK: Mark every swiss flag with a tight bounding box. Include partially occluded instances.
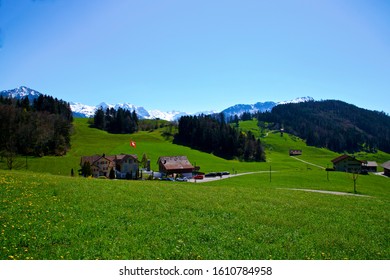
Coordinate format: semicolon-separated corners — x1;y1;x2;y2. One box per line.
130;140;136;148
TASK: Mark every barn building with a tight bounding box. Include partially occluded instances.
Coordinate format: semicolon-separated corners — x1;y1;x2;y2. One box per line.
382;161;390;177
331;154;363;173
362;161;378;173
157;156;194;178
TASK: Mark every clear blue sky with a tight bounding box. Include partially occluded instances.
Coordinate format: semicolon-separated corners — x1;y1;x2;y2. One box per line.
1;0;389;113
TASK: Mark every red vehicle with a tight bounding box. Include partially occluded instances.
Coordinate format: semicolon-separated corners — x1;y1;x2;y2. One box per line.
193;175;204;180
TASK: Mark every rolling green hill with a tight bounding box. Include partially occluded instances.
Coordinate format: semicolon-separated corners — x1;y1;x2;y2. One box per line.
0;118;284;175
1;118;389;260
240;119;389;171
3;118;388;175
256;100;390;153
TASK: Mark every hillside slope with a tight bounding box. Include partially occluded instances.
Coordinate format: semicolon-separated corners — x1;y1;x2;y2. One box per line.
2;119;269;175
257;100;390;153
2;118;388;176
1;120;389;260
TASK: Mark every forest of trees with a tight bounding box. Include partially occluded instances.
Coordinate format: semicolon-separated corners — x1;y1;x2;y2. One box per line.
0;95;73;167
174;114;265;161
93;107;139;134
254;100;390;153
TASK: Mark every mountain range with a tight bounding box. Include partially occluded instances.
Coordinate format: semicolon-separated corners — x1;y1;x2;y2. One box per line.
0;86;42;101
1;86;313;121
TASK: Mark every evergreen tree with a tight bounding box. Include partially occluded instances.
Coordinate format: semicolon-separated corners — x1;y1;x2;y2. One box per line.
82;162;92;177
140;153;149;169
174;115;265;162
256;100;390;153
92;107;139;134
94;107;105;130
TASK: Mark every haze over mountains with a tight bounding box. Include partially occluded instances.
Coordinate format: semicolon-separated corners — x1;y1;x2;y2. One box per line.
0;86;314;121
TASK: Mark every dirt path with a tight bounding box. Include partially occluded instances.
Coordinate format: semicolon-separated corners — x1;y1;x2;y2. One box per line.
278;188;372;197
290;156;325;170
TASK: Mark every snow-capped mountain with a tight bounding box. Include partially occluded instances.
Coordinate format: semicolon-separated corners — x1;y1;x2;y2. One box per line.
1;86;314;121
0;86;42;101
221;97;314;118
277;96;314;105
222;101;277;118
147;109;187;121
69;101;188;121
69;102;97;118
95;102;151;119
193;110;220;116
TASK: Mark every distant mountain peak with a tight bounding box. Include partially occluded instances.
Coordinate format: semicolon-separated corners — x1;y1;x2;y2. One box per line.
277;96;314;105
1;86;315;121
0;86;43;101
221;96;315;118
97;101;113;109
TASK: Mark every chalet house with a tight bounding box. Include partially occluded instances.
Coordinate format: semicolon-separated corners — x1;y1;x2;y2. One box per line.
80;154;138;179
112;154;139;179
362;161;378;173
289;149;302;156
331;154;363;173
382;161;390;177
157;156;194;178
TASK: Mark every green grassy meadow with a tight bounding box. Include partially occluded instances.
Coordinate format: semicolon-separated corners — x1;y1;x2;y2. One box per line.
1;118;389;260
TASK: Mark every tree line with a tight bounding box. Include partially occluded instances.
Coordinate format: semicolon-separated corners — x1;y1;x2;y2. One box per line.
254;100;390;153
93;107;139;134
174;114;265;161
0;95;73;167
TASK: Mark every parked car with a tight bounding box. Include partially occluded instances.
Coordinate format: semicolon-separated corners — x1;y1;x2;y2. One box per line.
205;172;217;177
222;171;230;175
160;177;174;181
176;177;188;182
193;175;204;180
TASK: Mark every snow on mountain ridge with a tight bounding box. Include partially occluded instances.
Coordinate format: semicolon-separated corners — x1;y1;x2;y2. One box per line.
69;102;96;118
222;97;314;118
0;86;42;101
277;96;314;105
1;86;314;121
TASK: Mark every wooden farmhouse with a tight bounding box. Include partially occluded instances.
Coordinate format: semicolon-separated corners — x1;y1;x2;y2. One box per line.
157;156;194;178
362;161;378;173
382;161;390;177
80;154;138;179
289;149;302;156
331;154;364;173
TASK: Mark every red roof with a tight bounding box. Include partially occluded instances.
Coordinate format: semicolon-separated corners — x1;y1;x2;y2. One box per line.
158;156;194;172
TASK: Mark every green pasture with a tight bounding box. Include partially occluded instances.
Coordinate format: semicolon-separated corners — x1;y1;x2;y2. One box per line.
1;170;388;260
1;118;388;175
1;119;266;175
1;118;389;260
242;119;389;170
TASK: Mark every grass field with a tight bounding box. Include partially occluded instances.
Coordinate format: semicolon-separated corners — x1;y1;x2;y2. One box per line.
2;118;388;175
1;119;271;176
1;118;389;260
